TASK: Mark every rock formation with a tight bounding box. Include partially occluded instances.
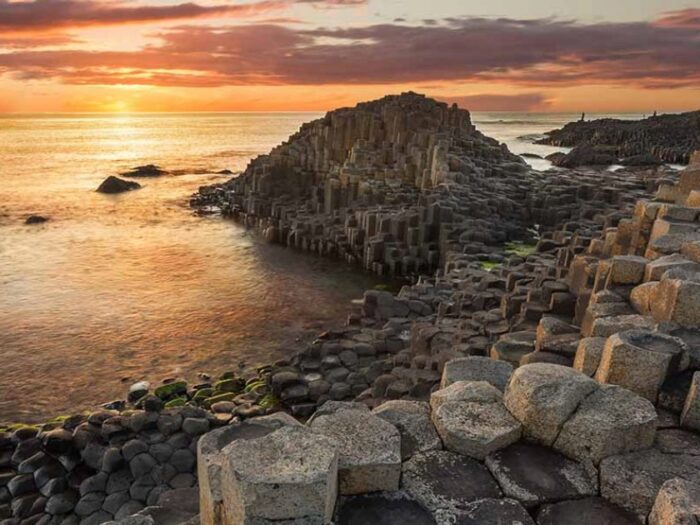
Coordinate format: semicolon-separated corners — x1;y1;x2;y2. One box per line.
192;93;679;278
537;110;700;165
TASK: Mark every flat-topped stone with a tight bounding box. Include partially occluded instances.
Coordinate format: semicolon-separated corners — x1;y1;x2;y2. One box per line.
310;408;401;495
198;413;302;525
429;381;502;412
220;425;338;524
432;399;521;460
573;337;606;377
554;384;657;465
372;400;441;460
485;443;597;509
503;364;598;446
401;450;501;515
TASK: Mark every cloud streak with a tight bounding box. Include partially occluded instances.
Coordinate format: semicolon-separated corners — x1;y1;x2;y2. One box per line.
0;0;364;31
0;11;698;91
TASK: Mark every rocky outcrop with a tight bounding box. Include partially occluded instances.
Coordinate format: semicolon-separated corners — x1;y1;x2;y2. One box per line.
97;176;142;194
537;111;700;165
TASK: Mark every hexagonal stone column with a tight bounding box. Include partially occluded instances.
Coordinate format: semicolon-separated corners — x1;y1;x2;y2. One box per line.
198;413;302;525
372;400;441;460
553;384;656;465
440;356;513;391
310;408;401;495
503;364;598;446
651;273;700;327
219;425;338;525
432;397;521;460
595;330;688;402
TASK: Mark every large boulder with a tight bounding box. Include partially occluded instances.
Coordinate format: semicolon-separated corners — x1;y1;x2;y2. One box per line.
97;176;141;194
310;408;401;495
220;425;338;524
553;384;657;465
503;364;598;446
372;400;441;460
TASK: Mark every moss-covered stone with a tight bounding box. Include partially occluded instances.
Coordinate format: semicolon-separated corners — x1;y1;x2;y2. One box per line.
192;388;214;401
204;392;237;407
214;378;245;394
154;381;188;400
164;397;188;408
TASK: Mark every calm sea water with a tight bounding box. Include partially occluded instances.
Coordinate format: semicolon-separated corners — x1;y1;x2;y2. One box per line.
0;111;645;422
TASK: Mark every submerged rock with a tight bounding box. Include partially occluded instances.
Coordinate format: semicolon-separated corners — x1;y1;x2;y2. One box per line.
97;176;141;194
120;165;168;177
24;214;49;224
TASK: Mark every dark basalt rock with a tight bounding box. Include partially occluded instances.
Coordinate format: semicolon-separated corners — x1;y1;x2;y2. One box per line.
97;176;141;194
24;215;48;225
619;153;663;166
402;450;501;513
537;110;700;164
336;494;436;525
550;144;617;168
536;497;639;525
120;164;168;177
484;443;596;508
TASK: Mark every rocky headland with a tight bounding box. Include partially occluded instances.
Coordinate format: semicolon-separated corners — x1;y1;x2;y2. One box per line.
537;110;700;167
3;93;700;525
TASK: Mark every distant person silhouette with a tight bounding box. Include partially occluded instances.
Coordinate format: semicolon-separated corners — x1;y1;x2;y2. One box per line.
580;112;585;122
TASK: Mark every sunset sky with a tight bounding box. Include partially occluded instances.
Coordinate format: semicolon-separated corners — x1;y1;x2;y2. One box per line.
1;0;699;113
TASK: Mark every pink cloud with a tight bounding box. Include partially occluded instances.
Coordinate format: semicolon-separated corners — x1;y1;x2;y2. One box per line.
655;8;700;28
0;12;697;90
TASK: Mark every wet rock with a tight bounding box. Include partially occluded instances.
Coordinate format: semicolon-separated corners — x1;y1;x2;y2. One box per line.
96;176;141;194
24;215;49;225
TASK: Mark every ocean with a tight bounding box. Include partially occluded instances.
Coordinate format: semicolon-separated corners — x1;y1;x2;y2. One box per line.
0;111;647;421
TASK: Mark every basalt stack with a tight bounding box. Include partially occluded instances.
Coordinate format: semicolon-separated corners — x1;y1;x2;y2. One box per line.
537;110;700;166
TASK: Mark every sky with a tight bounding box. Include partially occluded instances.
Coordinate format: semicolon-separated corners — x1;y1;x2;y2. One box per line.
0;0;699;112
